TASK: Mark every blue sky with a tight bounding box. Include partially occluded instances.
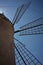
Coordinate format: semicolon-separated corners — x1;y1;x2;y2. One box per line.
0;0;43;64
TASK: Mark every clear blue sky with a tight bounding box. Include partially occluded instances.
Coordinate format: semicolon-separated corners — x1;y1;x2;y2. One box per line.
0;0;43;64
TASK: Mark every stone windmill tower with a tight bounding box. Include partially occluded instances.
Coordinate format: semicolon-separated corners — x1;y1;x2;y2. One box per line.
0;1;43;65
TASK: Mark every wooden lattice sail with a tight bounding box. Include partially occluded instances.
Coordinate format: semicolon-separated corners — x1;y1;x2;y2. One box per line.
0;14;16;65
0;2;43;65
14;38;43;65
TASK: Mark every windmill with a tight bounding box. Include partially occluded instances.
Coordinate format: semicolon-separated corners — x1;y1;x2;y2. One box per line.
0;1;43;65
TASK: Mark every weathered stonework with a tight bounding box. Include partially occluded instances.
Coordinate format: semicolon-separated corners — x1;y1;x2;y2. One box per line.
0;14;16;65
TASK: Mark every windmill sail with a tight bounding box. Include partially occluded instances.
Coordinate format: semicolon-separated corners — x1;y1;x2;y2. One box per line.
14;38;42;65
17;17;43;36
12;2;31;25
